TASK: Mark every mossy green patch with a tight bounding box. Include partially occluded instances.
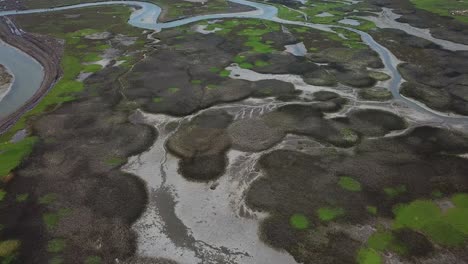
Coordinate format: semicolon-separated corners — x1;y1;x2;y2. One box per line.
153;97;164;103
317;207;345;221
85;256;102;264
219;70;231;77
366;206;377;215
410;0;468;23
0;240;20;257
239;62;254;69
254;60;270;67
338;176;362;192
16;193;29;203
49;256;63;264
341;128;359;143
191;79;202;85
384;185;407;198
82;53;101;63
43;208;71;230
39;193;57;205
0;137;38;179
393;198;468;246
290;214;309;230
105;156;126;166
83;64;103;73
47;239;65;253
357;248;381;264
233;55;246;63
168;87;180;93
452;193;468;208
209;67;221;73
0;190;6;202
206;84;218;90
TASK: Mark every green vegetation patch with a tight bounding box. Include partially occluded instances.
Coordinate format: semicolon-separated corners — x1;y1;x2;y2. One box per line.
452;193;468;208
410;0;468;23
43;208;71;230
49;256;63;264
219;70;231;77
83;64;103;73
0;189;5;202
0;240;20;257
290;214;310;229
366;206;377;215
105;156;126;166
47;239;65;253
393;198;468;246
153;97;164;103
82;53;102;63
39;193;57;205
357;248;381;264
338;176;362;192
367;230;407;255
168;87;180;93
0;137;38;179
384;185;407;198
16;193;29;203
254;60;270;67
317;207;345;221
239;62;254;69
85;256;102;264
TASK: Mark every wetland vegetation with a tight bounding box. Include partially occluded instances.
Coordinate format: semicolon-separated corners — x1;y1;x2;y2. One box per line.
0;0;468;263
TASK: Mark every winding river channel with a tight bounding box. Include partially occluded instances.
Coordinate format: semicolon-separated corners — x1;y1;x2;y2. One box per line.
1;0;468;126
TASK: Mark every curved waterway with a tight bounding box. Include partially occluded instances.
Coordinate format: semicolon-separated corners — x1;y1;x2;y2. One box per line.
1;0;468;126
0;40;43;119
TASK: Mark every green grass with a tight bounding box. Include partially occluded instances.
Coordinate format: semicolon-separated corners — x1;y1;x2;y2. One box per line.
393;197;468;246
254;60;270;67
357;248;381;264
83;64;103;73
85;256;102;264
82;53;102;63
47;239;65;253
16;193;29;203
0;137;38;179
43;208;71;230
168;87;180;93
277;5;306;21
338;176;362;192
0;240;20;257
219;70;231;77
317;207;345;221
153;97;164;103
209;67;221;73
49;256;63;264
191;79;202;85
206;84;218;90
239;62;254;69
233;55;246;63
0;189;6;202
452;193;468;208
366;230;407;255
104;156;126;166
39;193;57;205
366;206;377;215
384;185;407;198
289;214;310;230
410;0;468;23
